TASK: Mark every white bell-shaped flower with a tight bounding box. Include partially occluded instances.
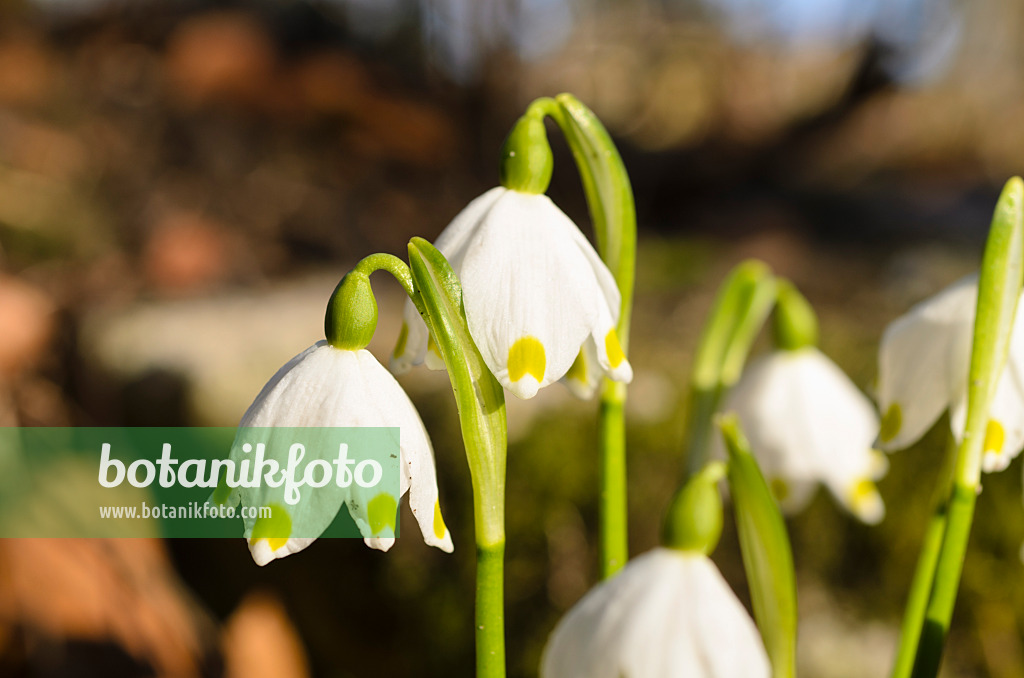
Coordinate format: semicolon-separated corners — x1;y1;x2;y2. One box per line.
229;340;453;565
721;347;886;523
540;548;770;678
876;274;1024;473
390;186;633;399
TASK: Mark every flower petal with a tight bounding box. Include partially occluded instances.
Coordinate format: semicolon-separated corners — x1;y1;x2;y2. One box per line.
458;191;606;398
228;342;452;562
390;187;506;375
540;549;769;678
979;304;1024;472
877;275;977;450
725;348;883;523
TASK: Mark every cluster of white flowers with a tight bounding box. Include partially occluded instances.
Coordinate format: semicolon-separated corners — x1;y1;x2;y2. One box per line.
233;181;633;566
229;112;1020;675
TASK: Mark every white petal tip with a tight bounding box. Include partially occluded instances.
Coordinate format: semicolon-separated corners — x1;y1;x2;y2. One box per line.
389;354;414;375
424;350;446;371
247;537;310;566
608;359;633;385
364;536;396;552
982;450;1011;473
508;376;541;399
562;378;597;400
846;480;885;525
427;534;455;553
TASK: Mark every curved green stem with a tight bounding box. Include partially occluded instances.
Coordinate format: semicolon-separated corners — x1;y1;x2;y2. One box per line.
407;238;508;677
528;94;636;578
354;253;417;301
684;261;776;477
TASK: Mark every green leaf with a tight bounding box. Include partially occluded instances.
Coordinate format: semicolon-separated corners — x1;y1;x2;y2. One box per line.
718;413;797;678
684;260;776;476
407;237;507;547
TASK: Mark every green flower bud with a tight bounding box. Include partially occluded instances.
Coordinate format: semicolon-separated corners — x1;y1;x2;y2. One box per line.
663;461;726;555
325;271;377;350
499;111;553;195
773;279;819;351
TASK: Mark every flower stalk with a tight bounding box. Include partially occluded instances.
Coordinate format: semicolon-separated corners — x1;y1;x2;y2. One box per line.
894;177;1024;678
521;94;637;578
407;237;508;678
684;260;776;477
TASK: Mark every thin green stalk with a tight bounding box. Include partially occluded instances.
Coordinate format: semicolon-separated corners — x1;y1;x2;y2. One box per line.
683;261;776;477
911;483;976;678
529;94;636;578
890;435;956;678
907;177;1024;677
599;381;628;575
407;238;508;677
476;543;506;678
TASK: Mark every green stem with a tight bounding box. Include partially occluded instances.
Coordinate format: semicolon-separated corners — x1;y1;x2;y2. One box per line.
407;238;508;677
911;482;976;678
907;177;1024;677
890;435;956;678
529;94;636;578
476;543;506;678
599;381;628;577
684;261;776;477
354;253;417;300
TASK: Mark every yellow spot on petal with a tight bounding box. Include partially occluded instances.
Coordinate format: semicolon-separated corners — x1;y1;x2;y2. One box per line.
250;503;291;552
508;336;546;383
770;478;790;502
393;322;409;358
427;334;442;361
879;403;902;443
605;330;625;369
846;478;884;523
368;493;398;536
984;419;1005;455
433;499;447;540
565;349;587;383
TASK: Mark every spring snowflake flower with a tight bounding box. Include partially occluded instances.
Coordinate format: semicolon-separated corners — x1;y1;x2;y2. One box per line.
540;548;770;678
222;340;453;566
876;275;1024;472
390;186;633;399
721;347;886;523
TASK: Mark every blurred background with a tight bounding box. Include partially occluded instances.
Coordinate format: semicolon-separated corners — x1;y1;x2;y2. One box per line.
0;0;1022;676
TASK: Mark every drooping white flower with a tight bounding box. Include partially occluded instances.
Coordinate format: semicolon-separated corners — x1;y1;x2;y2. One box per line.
390;186;633;399
720;347;886;523
876;274;1024;473
541;548;770;678
222;340;453;565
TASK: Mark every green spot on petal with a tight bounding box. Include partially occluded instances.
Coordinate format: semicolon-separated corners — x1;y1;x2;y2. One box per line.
393;322;409;358
250;503;292;551
508;336;546;383
879;403;902;443
368;493;398;536
770;478;790;502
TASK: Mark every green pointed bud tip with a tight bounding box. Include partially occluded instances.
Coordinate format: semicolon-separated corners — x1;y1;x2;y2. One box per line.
325;271;377;350
663;461;726;555
499;112;553;195
773;279;819;351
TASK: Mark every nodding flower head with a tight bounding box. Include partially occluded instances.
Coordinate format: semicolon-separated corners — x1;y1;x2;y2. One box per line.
391;186;632;400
